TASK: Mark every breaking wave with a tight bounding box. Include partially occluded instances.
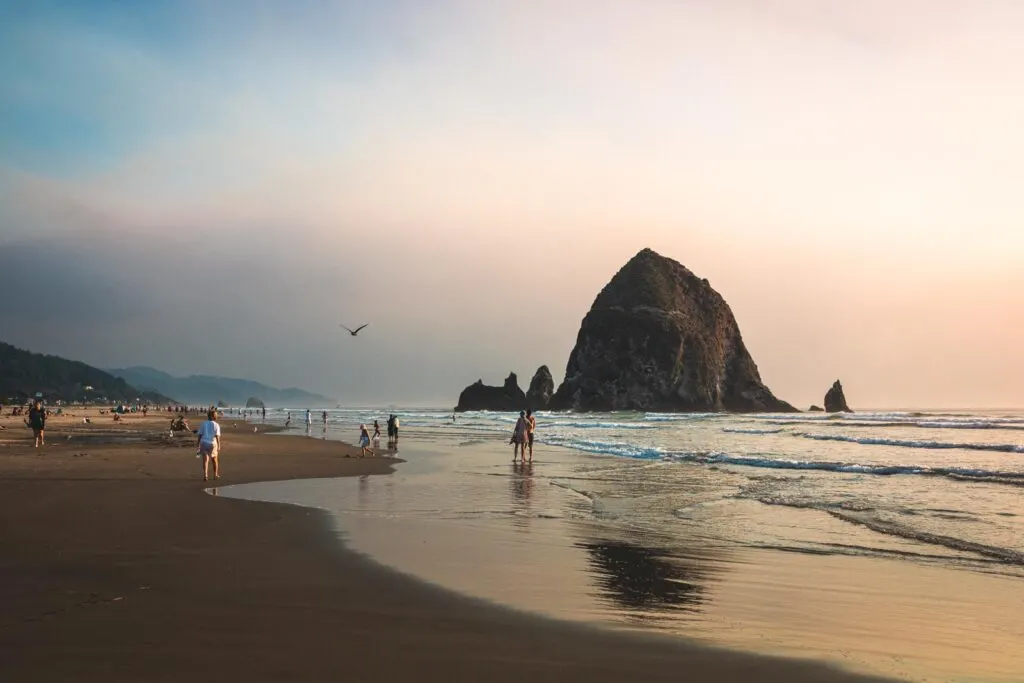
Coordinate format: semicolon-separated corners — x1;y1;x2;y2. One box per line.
798;432;1024;453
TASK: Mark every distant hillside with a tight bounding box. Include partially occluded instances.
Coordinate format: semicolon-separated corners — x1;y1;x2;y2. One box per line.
108;366;333;407
0;342;170;403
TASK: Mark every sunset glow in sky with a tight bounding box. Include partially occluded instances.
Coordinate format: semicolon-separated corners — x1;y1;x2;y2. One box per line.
2;1;1022;408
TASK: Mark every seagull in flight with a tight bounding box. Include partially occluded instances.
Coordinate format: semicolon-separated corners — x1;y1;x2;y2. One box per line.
340;323;369;336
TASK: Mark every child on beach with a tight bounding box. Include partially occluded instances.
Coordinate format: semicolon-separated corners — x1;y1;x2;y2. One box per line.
196;410;222;481
372;420;381;447
358;424;374;457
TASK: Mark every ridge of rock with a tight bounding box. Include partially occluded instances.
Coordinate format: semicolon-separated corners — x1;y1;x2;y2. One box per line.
454;372;528;412
550;248;796;413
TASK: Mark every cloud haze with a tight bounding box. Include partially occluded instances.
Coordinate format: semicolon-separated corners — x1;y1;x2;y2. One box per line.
2;0;1022;408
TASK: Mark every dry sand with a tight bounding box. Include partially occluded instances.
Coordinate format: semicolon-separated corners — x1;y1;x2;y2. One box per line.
0;408;894;682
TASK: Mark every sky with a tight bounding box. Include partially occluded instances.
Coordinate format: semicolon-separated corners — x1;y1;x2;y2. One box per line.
2;0;1023;409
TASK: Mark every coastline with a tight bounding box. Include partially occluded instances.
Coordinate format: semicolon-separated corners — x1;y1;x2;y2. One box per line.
0;410;893;682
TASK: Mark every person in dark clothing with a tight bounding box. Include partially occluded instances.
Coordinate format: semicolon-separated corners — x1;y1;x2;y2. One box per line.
27;399;46;448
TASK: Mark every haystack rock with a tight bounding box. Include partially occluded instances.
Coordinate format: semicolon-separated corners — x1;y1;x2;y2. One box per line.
550;248;796;413
455;372;527;412
526;365;555;410
824;380;852;413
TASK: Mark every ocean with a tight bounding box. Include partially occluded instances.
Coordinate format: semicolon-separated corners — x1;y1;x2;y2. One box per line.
221;408;1024;682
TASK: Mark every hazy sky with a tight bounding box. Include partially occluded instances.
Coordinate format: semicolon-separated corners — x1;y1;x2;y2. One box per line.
2;0;1023;408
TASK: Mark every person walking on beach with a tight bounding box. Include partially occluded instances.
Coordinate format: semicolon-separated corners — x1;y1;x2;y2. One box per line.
285;412;292;427
511;410;528;462
372;419;381;447
322;410;328;427
526;408;536;462
392;415;400;447
386;414;395;446
27;399;46;448
261;406;266;421
358;424;375;457
196;409;222;481
305;409;312;430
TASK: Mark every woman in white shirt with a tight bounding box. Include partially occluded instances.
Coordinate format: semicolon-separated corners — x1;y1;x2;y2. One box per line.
196;410;222;481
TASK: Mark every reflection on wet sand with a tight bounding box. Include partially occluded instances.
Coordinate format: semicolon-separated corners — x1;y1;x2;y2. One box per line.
578;540;705;614
510;461;535;529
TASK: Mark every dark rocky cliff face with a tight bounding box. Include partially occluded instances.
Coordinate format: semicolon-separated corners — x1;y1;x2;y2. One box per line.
455;372;528;412
550;248;796;413
526;366;554;410
824;380;852;413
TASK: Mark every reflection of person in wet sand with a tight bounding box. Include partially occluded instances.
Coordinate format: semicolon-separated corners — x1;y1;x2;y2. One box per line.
510;460;534;528
511;461;534;501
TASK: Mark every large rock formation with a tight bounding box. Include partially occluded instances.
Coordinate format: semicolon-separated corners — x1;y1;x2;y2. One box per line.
526;365;554;410
455;372;528;412
808;405;824;412
824;380;852;413
550;248;796;413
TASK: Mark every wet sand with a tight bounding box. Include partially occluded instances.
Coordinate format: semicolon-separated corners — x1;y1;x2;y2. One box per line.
0;409;891;682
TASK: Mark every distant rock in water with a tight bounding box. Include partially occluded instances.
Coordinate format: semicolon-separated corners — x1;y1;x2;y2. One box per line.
550;248;796;413
526;366;554;410
824;380;853;413
808;405;825;412
455;372;527;412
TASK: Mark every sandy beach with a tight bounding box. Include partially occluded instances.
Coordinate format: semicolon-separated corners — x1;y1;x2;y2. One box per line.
0;408;897;683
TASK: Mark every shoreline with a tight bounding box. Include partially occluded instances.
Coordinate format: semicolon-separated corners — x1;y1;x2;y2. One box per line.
0;411;893;682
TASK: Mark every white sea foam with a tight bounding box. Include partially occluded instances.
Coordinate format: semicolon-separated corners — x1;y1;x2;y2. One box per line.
798;432;1024;453
541;435;667;460
721;427;784;435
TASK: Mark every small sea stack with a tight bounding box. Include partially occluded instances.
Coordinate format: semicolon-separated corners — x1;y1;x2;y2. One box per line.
824;380;853;413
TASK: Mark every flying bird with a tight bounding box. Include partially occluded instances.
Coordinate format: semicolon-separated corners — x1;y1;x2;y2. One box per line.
340;323;369;336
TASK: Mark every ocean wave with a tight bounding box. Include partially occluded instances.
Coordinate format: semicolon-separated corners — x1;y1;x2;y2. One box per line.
663;451;1024;485
541;436;667;460
722;427;784;435
798;432;1024;453
745;496;1024;565
767;419;1024;431
827;511;1023;565
643;413;718;422
544;420;655;430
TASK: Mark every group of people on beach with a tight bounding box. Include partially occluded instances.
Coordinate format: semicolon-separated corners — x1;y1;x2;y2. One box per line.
511;409;536;462
355;415;400;457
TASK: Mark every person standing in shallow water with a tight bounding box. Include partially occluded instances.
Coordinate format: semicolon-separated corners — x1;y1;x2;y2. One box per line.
526;408;536;462
27;399;46;448
372;420;381;448
511;410;528;462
